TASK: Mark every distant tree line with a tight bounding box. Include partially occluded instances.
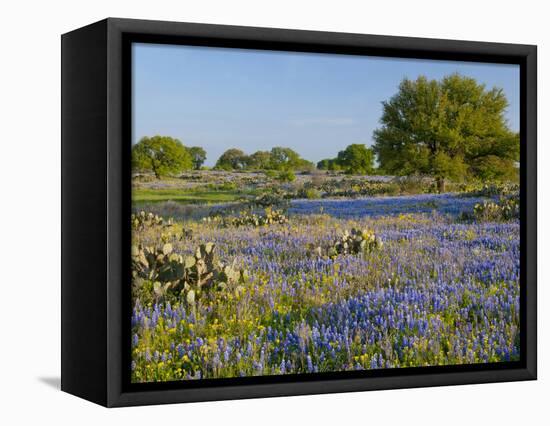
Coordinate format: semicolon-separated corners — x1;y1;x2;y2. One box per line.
214;147;314;172
132;74;519;189
132;138;375;178
317;144;374;174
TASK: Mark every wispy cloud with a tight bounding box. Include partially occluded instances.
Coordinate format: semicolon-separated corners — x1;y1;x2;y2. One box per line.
289;117;355;127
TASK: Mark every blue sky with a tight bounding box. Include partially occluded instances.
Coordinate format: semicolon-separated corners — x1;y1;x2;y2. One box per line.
133;43;520;167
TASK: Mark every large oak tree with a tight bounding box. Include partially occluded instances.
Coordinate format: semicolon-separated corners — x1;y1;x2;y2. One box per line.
317;144;374;174
215;148;249;170
187;146;207;170
132;136;193;178
269;147;314;172
336;144;375;174
373;74;519;191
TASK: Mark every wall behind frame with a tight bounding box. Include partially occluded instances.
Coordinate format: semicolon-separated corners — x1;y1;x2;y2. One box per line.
0;0;546;425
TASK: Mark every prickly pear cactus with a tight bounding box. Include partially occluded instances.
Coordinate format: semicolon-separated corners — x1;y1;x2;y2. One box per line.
223;207;288;228
131;211;173;230
310;227;382;259
131;240;247;304
250;190;290;209
472;195;519;222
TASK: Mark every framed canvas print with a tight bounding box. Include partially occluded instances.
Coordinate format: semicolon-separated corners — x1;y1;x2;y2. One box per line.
61;18;537;407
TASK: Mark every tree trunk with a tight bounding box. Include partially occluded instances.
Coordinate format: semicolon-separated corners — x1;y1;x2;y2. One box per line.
437;177;445;193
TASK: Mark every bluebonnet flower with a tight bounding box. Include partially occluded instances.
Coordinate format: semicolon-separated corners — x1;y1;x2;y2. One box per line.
306;355;313;373
130;194;519;381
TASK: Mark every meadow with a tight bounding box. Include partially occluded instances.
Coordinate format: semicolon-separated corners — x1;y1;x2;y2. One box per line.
130;172;520;382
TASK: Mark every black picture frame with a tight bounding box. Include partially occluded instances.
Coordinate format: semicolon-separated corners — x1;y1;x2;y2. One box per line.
61;17;537;407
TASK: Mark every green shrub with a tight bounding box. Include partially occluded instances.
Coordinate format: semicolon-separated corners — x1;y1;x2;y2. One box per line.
276;170;296;182
206;182;238;191
249;190;290;209
395;176;436;195
298;187;321;199
319;178;401;198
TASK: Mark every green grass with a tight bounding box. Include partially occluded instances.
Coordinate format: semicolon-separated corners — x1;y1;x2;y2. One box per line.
132;188;248;204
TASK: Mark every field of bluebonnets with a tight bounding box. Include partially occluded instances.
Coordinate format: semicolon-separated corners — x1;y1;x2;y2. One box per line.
130;173;520;383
